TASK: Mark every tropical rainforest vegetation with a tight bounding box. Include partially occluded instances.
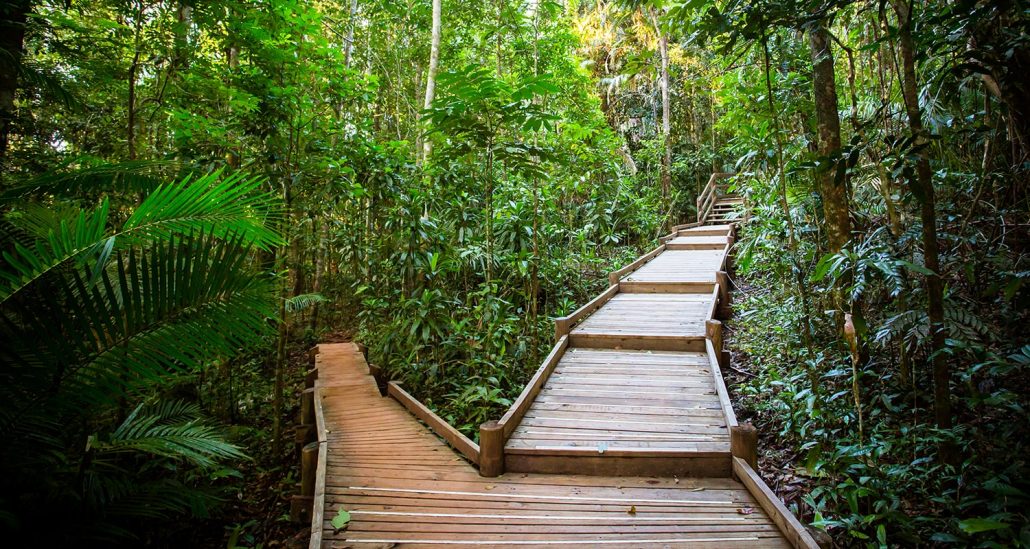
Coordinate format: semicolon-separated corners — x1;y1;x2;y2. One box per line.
0;0;1026;546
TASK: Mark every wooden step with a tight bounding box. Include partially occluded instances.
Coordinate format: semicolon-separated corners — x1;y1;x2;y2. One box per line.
568;293;714;352
666;235;729;251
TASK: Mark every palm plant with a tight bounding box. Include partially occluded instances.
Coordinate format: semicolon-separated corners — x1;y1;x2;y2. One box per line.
0;165;281;541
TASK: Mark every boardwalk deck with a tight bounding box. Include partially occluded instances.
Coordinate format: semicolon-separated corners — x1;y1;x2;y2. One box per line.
312;343;791;548
310;218;820;548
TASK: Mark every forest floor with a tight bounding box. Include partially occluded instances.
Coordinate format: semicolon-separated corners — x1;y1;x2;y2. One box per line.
176;330;354;549
723;277;817;525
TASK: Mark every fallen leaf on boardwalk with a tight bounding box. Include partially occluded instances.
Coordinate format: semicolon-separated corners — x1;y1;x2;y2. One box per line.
628;506;637;515
691;487;705;492
673;476;680;484
737;507;754;515
484;485;495;490
331;508;351;533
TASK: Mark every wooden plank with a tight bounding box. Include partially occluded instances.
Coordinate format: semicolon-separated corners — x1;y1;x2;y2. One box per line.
505;453;731;478
388;382;480;465
733;457;820;549
498;336;569;440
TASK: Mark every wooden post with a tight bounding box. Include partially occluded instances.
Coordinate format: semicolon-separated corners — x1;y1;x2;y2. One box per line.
368;363;387;396
705;319;723;352
304;367;318;388
715;270;731;320
300;387;316;425
479;420;504;477
730;423;758;470
355;342;368;360
301;441;319;497
554;318;571;342
295;424;316;456
706;319;728;370
290;441;319;523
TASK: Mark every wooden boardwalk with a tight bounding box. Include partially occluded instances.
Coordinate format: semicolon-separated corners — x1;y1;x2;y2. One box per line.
308;178;819;547
310;343;795;548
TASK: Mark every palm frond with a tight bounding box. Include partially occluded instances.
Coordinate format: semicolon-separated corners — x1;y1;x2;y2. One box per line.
0;170;281;304
0;232;276;410
123;169;282;249
97;400;246;468
0;159;172;202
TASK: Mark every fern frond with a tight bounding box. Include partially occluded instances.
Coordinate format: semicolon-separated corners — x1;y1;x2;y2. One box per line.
99;402;246;468
285;292;328;313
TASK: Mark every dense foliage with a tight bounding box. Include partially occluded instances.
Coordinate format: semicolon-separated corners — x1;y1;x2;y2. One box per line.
0;0;1026;546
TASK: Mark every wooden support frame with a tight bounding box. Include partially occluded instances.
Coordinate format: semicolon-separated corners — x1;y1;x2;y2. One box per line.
498;336;569;440
554;284;619;340
387;381;480;464
733;457;821;549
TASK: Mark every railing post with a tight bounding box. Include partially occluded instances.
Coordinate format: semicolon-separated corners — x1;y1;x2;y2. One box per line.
730;423;758;470
705;318;722;352
290;441;319;523
479;420;505;477
715;271;731;320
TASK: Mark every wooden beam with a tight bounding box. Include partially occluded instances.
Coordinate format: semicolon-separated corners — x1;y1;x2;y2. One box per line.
498;336;569;440
706;339;738;427
479;421;505;477
308;351;328;549
733;457;821;549
387;381;480;464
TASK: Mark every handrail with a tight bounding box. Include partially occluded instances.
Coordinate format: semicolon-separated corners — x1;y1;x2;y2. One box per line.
553;284;619;340
733;457;821;549
697;172;735;225
388;381;481;464
608;243;666;285
497;336;569;440
308;354;328;549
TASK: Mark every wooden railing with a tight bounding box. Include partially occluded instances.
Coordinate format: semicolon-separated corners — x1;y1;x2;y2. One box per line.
696;172;735;224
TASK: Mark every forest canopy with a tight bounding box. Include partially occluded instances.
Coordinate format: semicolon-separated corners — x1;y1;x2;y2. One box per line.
0;0;1027;546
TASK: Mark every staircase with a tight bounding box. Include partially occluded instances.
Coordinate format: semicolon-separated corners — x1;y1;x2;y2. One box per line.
697;173;745;225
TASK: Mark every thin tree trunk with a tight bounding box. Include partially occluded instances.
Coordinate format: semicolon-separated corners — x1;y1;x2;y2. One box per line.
650;8;671;204
344;0;358;70
808;20;852;255
892;0;956;465
0;0;29;161
420;0;441;164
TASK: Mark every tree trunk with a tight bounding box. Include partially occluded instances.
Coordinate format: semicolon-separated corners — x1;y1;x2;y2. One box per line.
0;0;29;160
650;8;671;204
808;21;852;255
420;0;441;164
344;0;358;70
892;0;956;465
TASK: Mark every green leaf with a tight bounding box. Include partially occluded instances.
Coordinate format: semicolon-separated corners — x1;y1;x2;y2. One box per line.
957;518;1009;534
331;508;351;530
